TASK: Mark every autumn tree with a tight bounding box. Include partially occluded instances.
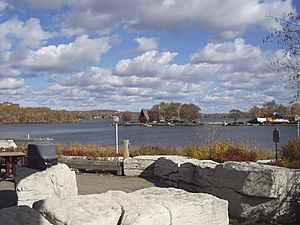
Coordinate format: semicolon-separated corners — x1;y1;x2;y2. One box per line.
148;102;201;122
265;12;300;102
179;103;201;122
229;109;242;122
249;105;261;118
121;112;132;122
291;103;300;116
261;100;277;117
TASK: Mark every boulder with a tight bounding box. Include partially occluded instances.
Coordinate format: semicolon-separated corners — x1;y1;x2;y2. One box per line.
123;156;163;177
179;160;218;192
33;187;229;225
134;187;229;225
154;157;300;224
211;162;300;222
0;205;52;225
154;156;196;187
15;163;78;207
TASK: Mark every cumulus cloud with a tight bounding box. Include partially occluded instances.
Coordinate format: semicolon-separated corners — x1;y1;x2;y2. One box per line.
62;0;295;37
8;0;75;9
46;64;211;110
115;50;177;76
0;1;7;12
16;35;112;72
0;78;28;97
190;38;262;64
135;37;158;52
0;65;21;77
0;17;53;78
0;78;25;89
190;38;272;75
0;18;53;49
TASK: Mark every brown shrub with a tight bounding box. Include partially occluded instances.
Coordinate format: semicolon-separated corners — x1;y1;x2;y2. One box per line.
281;138;300;161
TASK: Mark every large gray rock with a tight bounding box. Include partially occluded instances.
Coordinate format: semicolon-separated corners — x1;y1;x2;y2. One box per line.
0;206;52;225
154;156;196;187
33;187;229;225
134;187;229;225
154;156;300;224
15;163;78;207
180;160;218;193
123;155;163;177
211;162;300;222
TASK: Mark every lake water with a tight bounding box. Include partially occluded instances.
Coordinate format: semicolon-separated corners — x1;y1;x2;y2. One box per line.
0;119;297;150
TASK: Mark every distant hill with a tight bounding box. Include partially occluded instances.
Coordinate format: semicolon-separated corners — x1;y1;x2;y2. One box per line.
0;102;137;124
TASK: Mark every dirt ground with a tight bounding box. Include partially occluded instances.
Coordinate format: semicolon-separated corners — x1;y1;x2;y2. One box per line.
0;173;168;209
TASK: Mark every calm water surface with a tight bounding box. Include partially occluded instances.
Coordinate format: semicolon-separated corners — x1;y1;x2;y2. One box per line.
0;119;297;149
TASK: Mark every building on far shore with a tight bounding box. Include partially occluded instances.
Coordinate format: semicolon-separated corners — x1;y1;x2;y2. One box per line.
139;109;150;123
0;101;20;107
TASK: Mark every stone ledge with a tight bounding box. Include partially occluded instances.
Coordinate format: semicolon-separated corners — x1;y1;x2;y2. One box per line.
33;187;229;225
124;155;300;224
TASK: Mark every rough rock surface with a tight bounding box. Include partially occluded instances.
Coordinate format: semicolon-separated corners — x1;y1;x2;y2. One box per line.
153;157;300;224
0;205;52;225
15;163;78;207
123;155;163;177
134;187;229;225
154;156;199;187
33;187;229;225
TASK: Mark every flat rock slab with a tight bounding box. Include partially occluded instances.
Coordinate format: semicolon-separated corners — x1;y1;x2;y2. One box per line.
123;155;164;177
0;205;52;225
134;187;229;225
15;163;78;207
33;187;229;225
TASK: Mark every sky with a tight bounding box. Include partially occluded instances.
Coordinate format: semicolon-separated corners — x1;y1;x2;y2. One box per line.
0;0;299;113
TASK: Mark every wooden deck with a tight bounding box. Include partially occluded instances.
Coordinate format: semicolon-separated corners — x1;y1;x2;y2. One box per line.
58;158;123;175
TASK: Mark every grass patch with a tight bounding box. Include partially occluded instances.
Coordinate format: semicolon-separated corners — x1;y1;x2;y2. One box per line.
130;145;186;157
186;140;272;163
14;140;283;166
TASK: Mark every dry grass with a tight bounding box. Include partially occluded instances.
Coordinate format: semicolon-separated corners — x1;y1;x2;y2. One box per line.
270;138;300;169
186;140;273;163
15;140;277;164
130;145;186;157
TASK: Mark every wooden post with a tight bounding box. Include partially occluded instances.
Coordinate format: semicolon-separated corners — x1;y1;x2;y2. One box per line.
123;140;130;159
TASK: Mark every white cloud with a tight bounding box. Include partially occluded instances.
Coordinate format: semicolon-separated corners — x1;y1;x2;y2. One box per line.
0;1;7;12
9;0;75;9
0;65;21;77
62;0;295;37
0;17;53;78
17;35;112;72
45;64;211;110
135;37;158;52
115;50;177;76
190;38;262;64
0;18;53;49
0;78;26;91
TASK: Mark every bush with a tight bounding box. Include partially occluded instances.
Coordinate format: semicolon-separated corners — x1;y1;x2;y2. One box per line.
130;145;185;157
269;158;300;169
281;138;300;161
61;144;121;158
186;140;270;163
269;139;300;169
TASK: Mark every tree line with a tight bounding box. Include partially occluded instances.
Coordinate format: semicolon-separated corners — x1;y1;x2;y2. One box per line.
144;102;201;122
229;100;300;121
0;105;120;123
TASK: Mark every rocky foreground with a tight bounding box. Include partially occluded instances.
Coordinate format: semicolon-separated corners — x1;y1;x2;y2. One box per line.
1;155;299;225
0;163;229;225
124;156;300;224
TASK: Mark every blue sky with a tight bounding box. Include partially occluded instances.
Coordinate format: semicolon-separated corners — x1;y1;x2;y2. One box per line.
0;0;299;113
